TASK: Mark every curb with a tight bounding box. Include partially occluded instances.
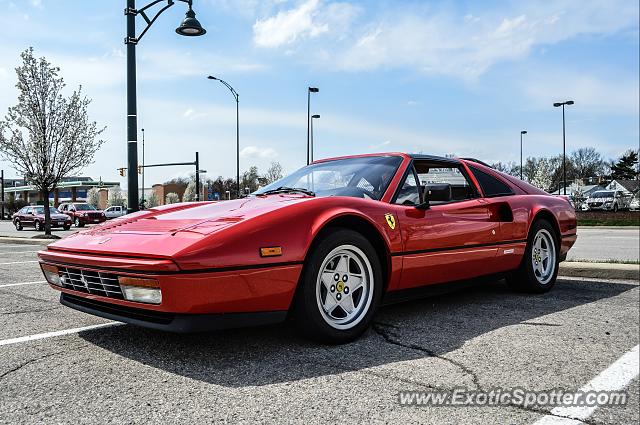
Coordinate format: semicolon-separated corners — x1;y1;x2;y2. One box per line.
0;236;53;246
559;262;639;280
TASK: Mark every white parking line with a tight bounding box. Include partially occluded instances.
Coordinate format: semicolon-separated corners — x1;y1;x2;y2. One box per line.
0;244;41;248
533;344;640;424
0;280;46;288
0;250;40;254
0;322;118;347
0;260;39;265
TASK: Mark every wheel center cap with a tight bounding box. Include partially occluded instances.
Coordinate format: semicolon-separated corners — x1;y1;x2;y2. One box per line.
336;281;345;293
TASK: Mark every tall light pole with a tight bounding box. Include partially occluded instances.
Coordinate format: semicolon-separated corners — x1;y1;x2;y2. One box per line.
207;76;239;198
125;0;206;213
520;130;527;180
141;128;145;207
553;100;574;195
310;114;320;163
307;87;319;165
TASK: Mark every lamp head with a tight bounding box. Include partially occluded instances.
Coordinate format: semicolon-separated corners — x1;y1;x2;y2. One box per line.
521;130;527;134
176;8;206;36
312;114;320;119
308;87;319;93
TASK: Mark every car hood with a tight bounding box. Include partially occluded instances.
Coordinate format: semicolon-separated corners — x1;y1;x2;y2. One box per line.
46;195;314;258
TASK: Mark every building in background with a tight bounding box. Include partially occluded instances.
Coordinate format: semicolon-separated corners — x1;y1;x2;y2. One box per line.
3;176;119;207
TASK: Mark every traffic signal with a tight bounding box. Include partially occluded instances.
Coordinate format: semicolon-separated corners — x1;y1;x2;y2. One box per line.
118;168;126;177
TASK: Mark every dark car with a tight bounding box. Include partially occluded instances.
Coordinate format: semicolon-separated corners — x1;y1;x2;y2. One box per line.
13;206;72;231
58;202;106;227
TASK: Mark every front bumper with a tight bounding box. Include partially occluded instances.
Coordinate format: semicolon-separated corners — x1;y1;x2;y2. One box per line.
38;251;303;332
60;293;287;332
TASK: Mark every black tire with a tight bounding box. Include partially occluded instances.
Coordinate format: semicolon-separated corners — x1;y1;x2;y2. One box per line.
613;204;619;213
291;228;383;344
63;225;71;231
506;219;559;293
34;220;42;231
15;220;23;231
74;218;83;228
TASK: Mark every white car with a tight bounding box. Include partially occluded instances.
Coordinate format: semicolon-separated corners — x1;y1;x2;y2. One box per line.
630;197;640;211
103;205;127;219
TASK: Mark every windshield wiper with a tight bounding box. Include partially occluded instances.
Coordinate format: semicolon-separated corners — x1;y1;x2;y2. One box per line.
260;186;316;197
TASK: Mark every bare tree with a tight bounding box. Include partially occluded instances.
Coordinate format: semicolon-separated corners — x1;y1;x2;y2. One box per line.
264;161;284;184
108;186;126;207
571;147;605;181
86;187;100;208
165;192;180;204
0;48;105;235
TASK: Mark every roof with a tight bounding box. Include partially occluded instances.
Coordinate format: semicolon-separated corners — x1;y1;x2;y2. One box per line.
3;180;120;193
610;179;640;193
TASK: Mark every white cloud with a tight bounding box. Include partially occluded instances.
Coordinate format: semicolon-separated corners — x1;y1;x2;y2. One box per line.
368;140;391;150
240;146;278;159
254;0;638;79
253;0;359;48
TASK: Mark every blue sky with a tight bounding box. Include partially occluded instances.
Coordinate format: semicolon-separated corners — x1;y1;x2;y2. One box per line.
0;0;638;187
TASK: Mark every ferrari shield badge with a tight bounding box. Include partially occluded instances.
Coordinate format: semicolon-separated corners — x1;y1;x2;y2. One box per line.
384;213;396;230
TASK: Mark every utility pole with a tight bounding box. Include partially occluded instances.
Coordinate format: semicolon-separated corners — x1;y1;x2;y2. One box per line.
195;151;200;201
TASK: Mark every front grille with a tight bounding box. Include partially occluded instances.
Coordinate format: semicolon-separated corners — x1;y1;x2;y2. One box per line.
58;266;124;299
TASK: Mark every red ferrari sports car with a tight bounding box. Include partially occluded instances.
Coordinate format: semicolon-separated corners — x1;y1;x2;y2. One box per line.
38;153;576;343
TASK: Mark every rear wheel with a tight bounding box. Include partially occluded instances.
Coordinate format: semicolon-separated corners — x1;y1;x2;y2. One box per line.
34;220;42;231
74;217;83;228
506;220;559;293
292;229;382;343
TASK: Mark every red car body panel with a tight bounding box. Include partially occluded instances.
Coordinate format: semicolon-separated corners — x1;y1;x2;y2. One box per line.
38;153;577;331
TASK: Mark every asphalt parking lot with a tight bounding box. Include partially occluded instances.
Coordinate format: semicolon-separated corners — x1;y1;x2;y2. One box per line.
0;243;638;424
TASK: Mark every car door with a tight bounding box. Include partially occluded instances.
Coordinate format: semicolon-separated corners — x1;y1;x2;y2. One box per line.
23;207;35;227
393;160;501;289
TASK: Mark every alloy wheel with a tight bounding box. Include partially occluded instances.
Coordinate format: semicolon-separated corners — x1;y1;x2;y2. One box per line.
315;244;374;330
531;229;556;284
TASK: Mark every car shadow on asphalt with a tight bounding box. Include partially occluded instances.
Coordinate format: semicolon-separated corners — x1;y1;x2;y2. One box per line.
79;278;637;387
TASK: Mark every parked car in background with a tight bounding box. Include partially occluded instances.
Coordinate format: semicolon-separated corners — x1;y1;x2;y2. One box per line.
13;206;72;231
586;190;629;212
579;201;589;211
58;202;106;227
630;197;640;211
104;205;127;219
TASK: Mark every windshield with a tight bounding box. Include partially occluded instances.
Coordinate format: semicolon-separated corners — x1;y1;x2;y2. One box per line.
254;156;403;200
591;191;614;198
74;204;97;211
34;207;60;214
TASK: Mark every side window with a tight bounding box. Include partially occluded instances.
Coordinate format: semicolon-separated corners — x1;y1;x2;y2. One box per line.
469;166;514;197
394;169;420;206
25;207;32;214
415;162;477;203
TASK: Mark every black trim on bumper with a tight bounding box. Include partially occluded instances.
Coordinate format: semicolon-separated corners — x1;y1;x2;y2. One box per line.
60;293;287;333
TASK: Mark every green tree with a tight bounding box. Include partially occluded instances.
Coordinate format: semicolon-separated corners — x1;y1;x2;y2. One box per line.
610;150;639;180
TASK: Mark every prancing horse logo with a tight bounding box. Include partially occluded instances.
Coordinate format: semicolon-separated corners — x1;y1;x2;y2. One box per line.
384;213;396;230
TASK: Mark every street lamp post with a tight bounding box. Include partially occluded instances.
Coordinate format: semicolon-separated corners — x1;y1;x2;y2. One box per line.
141;128;145;207
207;76;239;198
310;114;320;162
125;0;206;213
520;130;527;180
553;100;574;195
307;87;319;165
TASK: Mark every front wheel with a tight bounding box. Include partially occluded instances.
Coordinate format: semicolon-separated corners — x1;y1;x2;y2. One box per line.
506;220;559;293
14;220;23;231
292;229;382;343
34;220;42;231
74;218;83;228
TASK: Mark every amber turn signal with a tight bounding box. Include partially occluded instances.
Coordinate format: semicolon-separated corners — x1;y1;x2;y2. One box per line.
118;276;160;288
260;246;283;257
